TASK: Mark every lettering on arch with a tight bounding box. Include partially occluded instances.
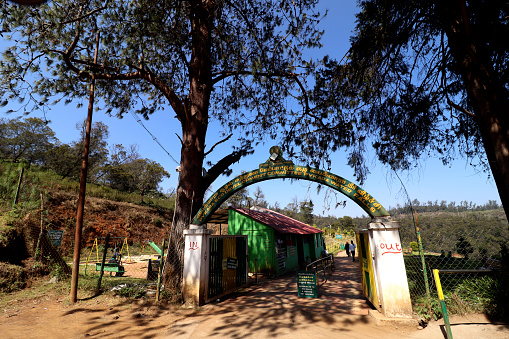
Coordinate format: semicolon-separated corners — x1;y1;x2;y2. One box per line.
192;147;389;224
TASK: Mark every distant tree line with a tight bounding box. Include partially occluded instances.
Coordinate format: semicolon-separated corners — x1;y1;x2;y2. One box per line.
396;209;509;260
388;199;502;215
0;117;170;202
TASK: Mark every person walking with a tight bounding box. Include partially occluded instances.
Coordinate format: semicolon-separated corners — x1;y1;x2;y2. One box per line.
345;242;350;257
349;240;356;262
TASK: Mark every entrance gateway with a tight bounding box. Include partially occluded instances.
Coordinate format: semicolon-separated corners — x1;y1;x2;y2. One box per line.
183;147;413;320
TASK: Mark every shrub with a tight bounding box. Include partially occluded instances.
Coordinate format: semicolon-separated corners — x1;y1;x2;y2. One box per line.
0;262;26;292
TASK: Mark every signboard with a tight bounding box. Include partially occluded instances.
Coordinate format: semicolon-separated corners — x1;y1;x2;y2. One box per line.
192;148;389;225
223;257;237;270
297;271;318;298
336;234;343;239
47;230;64;246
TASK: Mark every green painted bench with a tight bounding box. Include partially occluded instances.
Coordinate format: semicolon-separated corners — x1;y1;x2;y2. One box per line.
96;262;125;275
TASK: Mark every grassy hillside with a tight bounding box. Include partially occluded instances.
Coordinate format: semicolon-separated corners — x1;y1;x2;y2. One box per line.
0;161;174;280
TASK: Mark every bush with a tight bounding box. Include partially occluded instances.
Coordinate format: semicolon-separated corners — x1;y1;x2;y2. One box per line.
410;241;418;252
112;283;147;298
0;262;26;292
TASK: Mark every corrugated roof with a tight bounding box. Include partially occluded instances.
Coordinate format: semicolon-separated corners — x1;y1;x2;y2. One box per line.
231;207;322;235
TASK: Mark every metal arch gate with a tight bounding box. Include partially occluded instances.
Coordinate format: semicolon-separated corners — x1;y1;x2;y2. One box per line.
192;146;390;226
207;235;248;302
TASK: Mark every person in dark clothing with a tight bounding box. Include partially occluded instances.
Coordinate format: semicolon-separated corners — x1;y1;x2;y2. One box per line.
349;240;356;262
345;242;350;257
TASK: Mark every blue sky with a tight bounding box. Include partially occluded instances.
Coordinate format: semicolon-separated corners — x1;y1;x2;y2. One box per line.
2;1;502;218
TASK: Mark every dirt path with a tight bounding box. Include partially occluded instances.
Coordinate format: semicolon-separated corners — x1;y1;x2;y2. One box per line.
1;252;508;338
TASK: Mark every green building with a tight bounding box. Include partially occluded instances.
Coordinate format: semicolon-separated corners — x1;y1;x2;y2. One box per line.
228;207;325;276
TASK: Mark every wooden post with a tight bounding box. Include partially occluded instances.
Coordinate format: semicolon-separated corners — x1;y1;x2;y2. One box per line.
96;234;110;295
13;167;24;206
70;31;100;303
156;239;166;301
35;193;44;260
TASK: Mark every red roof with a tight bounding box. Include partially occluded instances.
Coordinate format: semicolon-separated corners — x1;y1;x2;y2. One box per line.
231;207;322;235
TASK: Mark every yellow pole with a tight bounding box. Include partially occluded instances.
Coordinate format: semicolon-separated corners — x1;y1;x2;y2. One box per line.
84;238;98;275
433;269;454;339
119;238;132;262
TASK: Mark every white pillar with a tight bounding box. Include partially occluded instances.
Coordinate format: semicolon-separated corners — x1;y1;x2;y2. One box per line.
368;218;413;318
182;225;212;305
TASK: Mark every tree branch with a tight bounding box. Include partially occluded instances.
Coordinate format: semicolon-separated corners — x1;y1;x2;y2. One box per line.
204;133;232;156
447;96;476;119
212;70;310;122
58;55;187;120
175;133;183;145
202;147;254;190
59;4;108;26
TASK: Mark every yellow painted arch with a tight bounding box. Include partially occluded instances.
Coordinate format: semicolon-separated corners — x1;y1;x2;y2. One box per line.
192;162;389;224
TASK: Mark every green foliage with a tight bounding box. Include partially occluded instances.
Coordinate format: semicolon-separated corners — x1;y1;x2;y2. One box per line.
0;117;56;165
112;283;147;299
45;256;68;281
103;144;169;200
413;295;442;321
439;274;509;319
299;200;314;225
390;200;502;215
0;117;170;199
0;160;174;212
410;241;418;252
0;262;26;292
456;237;474;259
309;1;509;194
0;0;324;166
396;209;508;260
44;121;109;184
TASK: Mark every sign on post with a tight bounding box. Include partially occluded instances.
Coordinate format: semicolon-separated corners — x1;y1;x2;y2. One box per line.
47;230;64;246
222;257;237;270
297;271;318;298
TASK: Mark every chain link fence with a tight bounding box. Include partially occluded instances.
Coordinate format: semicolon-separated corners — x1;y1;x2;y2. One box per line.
79;237;164;281
399;212;509;319
0;162;175;298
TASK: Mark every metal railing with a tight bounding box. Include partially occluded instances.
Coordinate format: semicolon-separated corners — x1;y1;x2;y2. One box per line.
305;254;335;284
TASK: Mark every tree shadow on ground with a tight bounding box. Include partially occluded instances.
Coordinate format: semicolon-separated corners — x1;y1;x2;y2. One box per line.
65;254;378;338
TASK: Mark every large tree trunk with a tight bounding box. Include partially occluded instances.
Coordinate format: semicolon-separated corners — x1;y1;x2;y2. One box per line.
163;0;213;290
442;1;509;221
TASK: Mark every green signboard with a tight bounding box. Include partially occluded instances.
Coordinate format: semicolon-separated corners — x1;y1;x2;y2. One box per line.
336;234;343;239
47;230;64;246
192;147;389;225
297;271;318;298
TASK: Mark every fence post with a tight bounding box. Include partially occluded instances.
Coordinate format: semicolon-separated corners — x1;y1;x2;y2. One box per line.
96;234;110;295
433;269;453;339
414;212;431;301
156;239;166;301
13;167;24;206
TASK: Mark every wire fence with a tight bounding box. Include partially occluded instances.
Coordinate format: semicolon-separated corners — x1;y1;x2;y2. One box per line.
24;221;167;284
400;214;509;319
79;237;164;281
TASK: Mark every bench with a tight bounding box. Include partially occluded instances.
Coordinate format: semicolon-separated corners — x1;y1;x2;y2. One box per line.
96;262;125;275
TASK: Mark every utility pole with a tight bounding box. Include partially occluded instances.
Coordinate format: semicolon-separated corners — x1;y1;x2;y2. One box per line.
70;31;100;303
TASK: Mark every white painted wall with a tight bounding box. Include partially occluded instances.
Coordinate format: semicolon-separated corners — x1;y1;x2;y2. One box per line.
368;219;414;318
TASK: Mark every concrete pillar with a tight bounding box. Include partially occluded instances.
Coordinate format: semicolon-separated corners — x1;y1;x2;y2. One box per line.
367;218;413;318
182;224;213;305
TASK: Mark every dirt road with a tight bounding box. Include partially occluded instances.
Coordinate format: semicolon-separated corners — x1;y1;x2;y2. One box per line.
1;252;508;338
